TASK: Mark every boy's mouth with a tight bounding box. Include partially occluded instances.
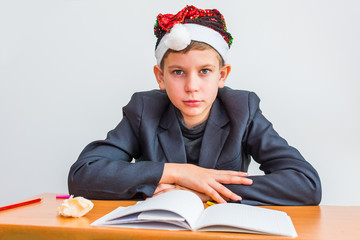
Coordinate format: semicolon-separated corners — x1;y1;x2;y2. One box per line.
183;100;202;106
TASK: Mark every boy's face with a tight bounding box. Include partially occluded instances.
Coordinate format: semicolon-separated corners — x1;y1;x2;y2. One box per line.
154;48;231;128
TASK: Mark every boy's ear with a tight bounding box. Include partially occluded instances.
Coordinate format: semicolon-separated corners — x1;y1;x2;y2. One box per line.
218;64;231;88
153;65;166;90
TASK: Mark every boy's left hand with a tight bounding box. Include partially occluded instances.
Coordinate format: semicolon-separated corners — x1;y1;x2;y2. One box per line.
153;183;224;202
158;163;252;203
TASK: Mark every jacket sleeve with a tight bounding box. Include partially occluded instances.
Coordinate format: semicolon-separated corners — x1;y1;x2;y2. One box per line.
225;92;322;206
68;93;164;200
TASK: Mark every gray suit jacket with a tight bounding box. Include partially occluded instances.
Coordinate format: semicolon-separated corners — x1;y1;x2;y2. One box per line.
68;87;321;205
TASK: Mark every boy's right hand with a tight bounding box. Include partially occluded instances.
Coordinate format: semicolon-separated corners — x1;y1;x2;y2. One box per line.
152;183;213;202
159;163;253;203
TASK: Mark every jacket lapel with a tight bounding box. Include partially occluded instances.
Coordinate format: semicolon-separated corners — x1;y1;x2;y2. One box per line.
157;99;230;166
198;99;230;169
157;104;187;163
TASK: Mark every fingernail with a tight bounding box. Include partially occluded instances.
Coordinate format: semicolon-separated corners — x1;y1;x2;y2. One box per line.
233;195;242;201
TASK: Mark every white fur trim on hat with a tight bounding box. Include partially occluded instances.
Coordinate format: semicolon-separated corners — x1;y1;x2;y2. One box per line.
155;23;229;65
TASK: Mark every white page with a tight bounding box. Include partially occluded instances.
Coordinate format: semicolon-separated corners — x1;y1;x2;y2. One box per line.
139;210;185;221
92;208;188;229
102;222;187;231
92;190;204;229
194;203;297;238
138;210;189;229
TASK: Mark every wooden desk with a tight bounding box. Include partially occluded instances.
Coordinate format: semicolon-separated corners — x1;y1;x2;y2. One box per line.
0;193;359;240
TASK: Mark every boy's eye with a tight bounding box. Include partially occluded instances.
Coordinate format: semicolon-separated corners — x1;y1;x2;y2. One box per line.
173;70;184;75
200;69;210;74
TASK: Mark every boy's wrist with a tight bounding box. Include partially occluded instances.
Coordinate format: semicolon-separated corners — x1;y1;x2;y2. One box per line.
160;163;177;185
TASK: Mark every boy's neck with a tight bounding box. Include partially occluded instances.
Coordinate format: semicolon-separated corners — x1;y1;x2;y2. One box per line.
182;112;210;128
175;108;209;129
173;104;213;128
184;118;207;129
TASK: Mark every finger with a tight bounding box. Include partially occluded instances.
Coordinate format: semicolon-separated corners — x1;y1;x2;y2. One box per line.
153;187;177;197
210;181;242;202
203;185;227;204
153;183;175;195
207;169;249;177
213;174;253;185
173;185;187;190
153;184;165;195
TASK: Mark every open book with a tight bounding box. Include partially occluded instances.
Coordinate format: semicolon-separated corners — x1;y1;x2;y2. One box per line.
91;190;297;237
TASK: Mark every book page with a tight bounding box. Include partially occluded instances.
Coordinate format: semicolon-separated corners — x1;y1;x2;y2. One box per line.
194;203;297;237
138;210;189;229
91;208;188;230
92;190;204;230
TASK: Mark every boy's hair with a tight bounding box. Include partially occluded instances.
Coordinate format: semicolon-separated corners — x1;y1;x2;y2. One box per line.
160;40;225;70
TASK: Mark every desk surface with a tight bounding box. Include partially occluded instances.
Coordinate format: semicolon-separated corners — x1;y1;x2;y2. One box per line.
0;193;359;240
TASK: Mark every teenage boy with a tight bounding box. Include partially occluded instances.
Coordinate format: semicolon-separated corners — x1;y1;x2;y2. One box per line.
68;6;321;205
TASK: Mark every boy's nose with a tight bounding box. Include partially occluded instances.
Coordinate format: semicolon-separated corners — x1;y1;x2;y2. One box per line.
184;75;199;92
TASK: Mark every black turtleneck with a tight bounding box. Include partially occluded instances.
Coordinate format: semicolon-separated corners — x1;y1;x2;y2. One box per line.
175;109;207;165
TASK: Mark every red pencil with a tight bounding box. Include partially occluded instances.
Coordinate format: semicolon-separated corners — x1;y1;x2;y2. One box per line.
0;198;42;211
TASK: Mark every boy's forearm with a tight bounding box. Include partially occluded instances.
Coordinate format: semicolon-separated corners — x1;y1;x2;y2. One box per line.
68;157;165;200
225;170;321;206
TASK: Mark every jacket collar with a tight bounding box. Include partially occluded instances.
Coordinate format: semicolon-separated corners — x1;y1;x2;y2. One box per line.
158;98;230;167
158;104;187;163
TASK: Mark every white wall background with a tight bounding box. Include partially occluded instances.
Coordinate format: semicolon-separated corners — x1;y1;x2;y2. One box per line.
0;0;359;206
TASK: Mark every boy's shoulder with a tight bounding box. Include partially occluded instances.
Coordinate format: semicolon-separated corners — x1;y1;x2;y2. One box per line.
218;87;260;107
123;89;170;115
129;89;170;106
125;89;167;103
217;87;261;122
131;89;168;99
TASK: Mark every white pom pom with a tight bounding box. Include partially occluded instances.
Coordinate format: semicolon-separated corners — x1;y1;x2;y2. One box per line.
164;24;191;51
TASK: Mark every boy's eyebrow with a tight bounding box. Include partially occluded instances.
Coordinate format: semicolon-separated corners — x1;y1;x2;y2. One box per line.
199;64;216;69
167;65;183;69
167;64;217;69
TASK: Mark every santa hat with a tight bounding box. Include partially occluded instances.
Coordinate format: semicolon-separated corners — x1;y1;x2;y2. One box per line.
154;5;233;65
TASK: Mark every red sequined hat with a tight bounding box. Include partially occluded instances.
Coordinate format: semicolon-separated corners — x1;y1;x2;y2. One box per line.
154;5;233;65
